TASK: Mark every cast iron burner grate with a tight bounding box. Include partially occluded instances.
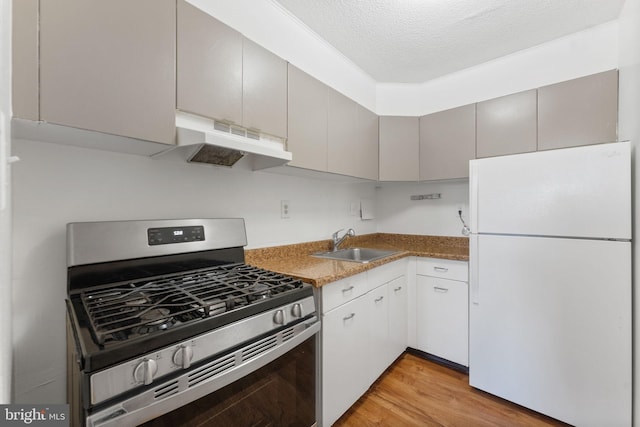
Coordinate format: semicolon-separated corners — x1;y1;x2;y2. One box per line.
80;263;304;345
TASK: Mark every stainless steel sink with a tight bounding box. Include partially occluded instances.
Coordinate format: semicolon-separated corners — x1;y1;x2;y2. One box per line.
312;247;399;263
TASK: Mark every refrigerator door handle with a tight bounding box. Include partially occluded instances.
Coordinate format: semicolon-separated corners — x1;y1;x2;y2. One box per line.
470;234;479;305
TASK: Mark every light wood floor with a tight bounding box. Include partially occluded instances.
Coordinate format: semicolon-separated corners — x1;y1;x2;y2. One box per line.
334;352;570;427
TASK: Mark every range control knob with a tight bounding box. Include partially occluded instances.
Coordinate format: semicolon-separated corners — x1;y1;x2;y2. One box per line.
173;345;194;369
133;358;158;385
273;309;285;325
291;303;303;318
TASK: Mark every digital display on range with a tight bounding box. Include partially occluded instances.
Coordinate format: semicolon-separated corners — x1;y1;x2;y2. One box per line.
147;226;205;246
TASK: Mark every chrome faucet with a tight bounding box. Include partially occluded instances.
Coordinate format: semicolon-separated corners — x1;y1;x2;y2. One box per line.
332;228;355;251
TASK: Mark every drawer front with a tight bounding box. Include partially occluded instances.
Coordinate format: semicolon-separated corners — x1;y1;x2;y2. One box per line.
416;257;468;281
321;272;368;314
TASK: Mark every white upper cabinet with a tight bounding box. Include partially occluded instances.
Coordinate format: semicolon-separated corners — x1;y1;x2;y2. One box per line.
379;116;420;181
242;38;288;138
287;64;329;171
39;0;176;144
12;0;39;121
538;69;618;150
420;104;476;180
177;0;243;125
289;67;378;178
328;88;359;175
177;1;287;139
476;90;537;158
355;105;379;181
327;89;378;180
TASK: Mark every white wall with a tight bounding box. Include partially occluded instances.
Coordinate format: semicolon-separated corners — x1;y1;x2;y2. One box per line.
377;21;620;116
617;0;640;424
376;180;469;237
10;139;377;403
0;0;12;405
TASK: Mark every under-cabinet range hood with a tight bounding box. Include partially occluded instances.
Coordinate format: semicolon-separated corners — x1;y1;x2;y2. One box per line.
172;111;292;170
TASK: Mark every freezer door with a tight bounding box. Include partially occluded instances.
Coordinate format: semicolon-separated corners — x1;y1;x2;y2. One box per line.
469;234;631;427
469;141;631;239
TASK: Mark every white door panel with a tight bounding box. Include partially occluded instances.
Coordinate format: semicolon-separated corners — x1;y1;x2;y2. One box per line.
469;234;631;426
469;142;630;239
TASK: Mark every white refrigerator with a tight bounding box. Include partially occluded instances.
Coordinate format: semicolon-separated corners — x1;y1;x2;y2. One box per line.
469;141;631;427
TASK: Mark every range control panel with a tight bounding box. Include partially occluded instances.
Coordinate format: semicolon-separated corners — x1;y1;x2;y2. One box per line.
147;226;205;246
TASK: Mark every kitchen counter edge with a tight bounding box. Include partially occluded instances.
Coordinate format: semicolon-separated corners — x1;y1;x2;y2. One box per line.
245;233;469;287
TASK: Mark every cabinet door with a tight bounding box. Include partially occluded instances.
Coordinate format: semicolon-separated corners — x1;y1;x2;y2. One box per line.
242;38;287;138
177;0;242;125
327;91;378;180
327;89;358;176
379;116;420;181
367;284;390;386
40;0;176;144
416;276;468;366
356;105;379;180
287;65;328;171
476;90;537;158
538;70;618;150
12;0;38;120
322;296;369;427
420;104;476;180
388;276;408;364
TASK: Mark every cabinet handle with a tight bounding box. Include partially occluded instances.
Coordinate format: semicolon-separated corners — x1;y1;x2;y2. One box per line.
394;286;402;292
343;313;356;321
375;296;384;302
342;285;355;293
434;267;448;273
434;286;449;293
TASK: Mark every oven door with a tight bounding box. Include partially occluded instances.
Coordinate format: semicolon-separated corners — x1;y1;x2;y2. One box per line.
87;319;319;427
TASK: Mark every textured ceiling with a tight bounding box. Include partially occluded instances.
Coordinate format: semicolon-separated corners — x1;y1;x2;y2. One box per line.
272;0;625;83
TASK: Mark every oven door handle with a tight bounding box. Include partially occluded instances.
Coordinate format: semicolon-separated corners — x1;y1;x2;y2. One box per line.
88;317;320;427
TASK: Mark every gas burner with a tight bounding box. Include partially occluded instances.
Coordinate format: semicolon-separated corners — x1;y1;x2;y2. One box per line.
247;283;271;301
141;308;171;325
132;308;176;335
124;292;151;306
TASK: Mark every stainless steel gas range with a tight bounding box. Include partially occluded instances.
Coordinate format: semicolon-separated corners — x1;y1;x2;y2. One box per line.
65;219;319;427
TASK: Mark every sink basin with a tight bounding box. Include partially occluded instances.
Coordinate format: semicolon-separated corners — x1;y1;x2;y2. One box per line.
312;247;399;263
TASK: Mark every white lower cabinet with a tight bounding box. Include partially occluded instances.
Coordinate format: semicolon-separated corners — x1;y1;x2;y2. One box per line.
322;295;370;426
321;260;407;427
366;282;389;386
387;276;408;365
415;258;469;367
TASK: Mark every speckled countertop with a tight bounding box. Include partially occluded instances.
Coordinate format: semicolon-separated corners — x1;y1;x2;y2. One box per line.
245;233;468;287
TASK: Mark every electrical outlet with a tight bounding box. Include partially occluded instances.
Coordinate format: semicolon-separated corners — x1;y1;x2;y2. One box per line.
281;200;290;219
457;205;463;214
